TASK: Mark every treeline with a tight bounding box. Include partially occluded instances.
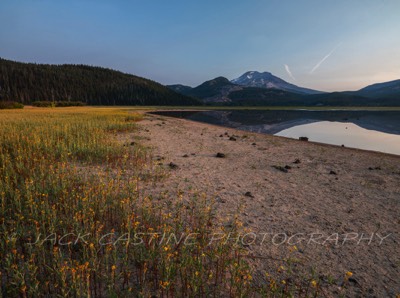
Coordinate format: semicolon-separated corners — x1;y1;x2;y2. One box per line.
0;58;200;106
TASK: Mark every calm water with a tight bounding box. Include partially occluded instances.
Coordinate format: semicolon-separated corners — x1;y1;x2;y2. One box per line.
153;110;400;155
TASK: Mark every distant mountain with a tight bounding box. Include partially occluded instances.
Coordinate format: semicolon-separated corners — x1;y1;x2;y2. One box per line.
0;58;200;106
167;84;193;96
356;79;400;99
168;76;309;104
169;77;242;103
231;71;323;95
186;77;238;102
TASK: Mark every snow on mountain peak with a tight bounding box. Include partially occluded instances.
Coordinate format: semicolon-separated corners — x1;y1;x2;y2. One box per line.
231;71;323;95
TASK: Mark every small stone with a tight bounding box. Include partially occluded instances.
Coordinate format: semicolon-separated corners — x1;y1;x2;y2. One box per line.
229;136;237;141
169;162;179;169
348;277;358;285
216;197;226;203
251;143;256;146
182;154;189;158
216;152;226;158
219;134;223;137
299;136;308;141
368;166;381;170
244;192;254;198
284;165;292;170
329;170;337;175
272;165;288;173
130;141;135;146
293;159;301;164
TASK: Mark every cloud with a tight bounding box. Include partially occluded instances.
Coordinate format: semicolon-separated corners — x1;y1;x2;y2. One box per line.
310;43;342;74
284;64;296;81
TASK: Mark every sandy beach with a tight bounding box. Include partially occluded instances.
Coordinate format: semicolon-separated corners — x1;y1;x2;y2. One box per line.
130;111;399;297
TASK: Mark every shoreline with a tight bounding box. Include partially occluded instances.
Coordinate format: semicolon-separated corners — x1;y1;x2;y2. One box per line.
134;112;400;296
149;110;400;159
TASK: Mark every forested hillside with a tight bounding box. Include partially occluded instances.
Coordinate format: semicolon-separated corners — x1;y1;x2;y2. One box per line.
0;58;200;105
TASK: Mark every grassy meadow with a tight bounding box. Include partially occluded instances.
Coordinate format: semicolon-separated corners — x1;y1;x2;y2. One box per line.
0;107;327;297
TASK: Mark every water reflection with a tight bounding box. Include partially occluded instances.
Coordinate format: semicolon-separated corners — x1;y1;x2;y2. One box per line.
276;121;400;155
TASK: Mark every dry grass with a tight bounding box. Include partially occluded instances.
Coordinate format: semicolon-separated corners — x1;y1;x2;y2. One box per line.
0;107;324;297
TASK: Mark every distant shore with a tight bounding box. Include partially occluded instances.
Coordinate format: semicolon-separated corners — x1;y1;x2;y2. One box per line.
133;111;400;297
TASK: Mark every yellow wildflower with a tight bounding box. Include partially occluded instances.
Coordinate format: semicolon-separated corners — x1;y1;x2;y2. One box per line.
311;280;317;288
345;271;353;278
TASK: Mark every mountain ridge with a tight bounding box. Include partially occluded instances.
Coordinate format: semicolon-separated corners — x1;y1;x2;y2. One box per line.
356;79;400;98
168;71;400;106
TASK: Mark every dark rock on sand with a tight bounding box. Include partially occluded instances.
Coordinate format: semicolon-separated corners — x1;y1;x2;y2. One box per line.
244;192;254;198
369;166;381;170
169;162;179;169
272;165;289;173
216;197;226;203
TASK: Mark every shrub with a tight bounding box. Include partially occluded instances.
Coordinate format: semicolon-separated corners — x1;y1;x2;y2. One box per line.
31;101;86;107
31;101;54;107
0;101;24;109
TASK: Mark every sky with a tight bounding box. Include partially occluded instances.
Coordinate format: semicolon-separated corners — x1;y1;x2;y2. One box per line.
0;0;399;92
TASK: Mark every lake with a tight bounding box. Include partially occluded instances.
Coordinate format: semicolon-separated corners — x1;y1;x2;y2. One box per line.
153;110;400;155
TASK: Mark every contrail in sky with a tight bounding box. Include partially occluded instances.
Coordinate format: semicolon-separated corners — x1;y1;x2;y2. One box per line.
310;42;342;74
284;64;296;81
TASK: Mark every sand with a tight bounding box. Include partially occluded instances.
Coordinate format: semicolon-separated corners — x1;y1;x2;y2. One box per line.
129;111;399;297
